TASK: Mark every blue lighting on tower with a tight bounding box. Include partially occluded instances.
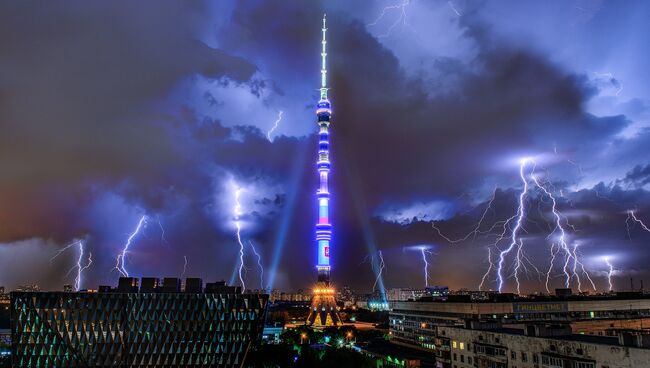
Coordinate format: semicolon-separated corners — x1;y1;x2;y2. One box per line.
308;14;341;326
315;14;333;284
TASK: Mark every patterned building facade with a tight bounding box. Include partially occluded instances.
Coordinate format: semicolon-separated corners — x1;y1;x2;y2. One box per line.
10;282;268;367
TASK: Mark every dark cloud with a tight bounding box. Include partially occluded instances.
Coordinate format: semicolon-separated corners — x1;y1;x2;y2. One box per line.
0;1;648;293
0;1;254;241
621;164;650;188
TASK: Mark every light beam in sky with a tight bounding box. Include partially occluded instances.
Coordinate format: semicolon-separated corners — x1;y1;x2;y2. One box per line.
372;250;386;293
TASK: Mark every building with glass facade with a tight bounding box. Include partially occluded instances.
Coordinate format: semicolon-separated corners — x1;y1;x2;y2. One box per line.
10;278;268;367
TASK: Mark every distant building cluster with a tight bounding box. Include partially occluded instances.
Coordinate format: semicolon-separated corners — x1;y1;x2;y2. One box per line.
270;288;312;302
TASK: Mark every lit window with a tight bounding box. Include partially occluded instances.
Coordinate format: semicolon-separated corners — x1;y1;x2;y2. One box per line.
459;342;465;350
452;341;457;348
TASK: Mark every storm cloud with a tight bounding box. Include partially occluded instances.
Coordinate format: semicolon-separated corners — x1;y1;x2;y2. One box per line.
1;0;649;294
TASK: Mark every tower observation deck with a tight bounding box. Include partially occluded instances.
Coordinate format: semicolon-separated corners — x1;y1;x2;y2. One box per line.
307;14;341;327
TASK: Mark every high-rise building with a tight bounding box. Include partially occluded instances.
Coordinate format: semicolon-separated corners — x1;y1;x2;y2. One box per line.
307;14;341;327
10;277;268;367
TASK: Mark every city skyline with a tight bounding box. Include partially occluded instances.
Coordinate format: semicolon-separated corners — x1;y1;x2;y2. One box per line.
1;1;650;295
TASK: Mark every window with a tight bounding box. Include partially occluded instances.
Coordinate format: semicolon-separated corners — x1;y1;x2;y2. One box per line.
460;355;464;363
511;351;516;360
452;341;458;349
460;342;465;350
533;354;539;363
468;357;472;364
542;356;564;368
521;352;528;362
453;353;457;361
576;363;595;368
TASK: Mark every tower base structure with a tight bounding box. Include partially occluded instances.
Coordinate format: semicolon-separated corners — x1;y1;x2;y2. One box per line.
307;282;341;327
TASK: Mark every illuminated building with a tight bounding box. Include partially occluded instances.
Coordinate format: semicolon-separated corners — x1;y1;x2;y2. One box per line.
10;277;268;367
14;284;39;292
389;293;650;367
307;14;341;327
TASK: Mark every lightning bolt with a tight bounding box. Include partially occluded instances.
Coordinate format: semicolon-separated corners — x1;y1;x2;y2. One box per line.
51;239;92;291
248;241;265;290
447;0;461;16
157;216;169;247
420;247;433;287
433;187;519;291
433;187;500;244
530;174;572;288
570;242;597;292
496;159;532;294
233;185;246;291
267;110;283;142
367;0;412;38
545;243;560;293
114;215;148;277
603;256;614;291
478;247;494;291
531;173;595;293
181;255;188;278
628;210;650;234
594;72;623;96
436;156;600;294
372;250;386;293
76;251;92;291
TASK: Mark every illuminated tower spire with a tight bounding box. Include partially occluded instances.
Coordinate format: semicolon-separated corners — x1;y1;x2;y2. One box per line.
308;14;340;327
315;13;332;284
320;14;328;100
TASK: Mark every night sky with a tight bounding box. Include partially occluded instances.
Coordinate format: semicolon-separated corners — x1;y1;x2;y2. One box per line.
1;1;649;295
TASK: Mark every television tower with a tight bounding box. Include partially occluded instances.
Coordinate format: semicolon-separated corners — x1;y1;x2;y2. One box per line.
307;14;341;327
